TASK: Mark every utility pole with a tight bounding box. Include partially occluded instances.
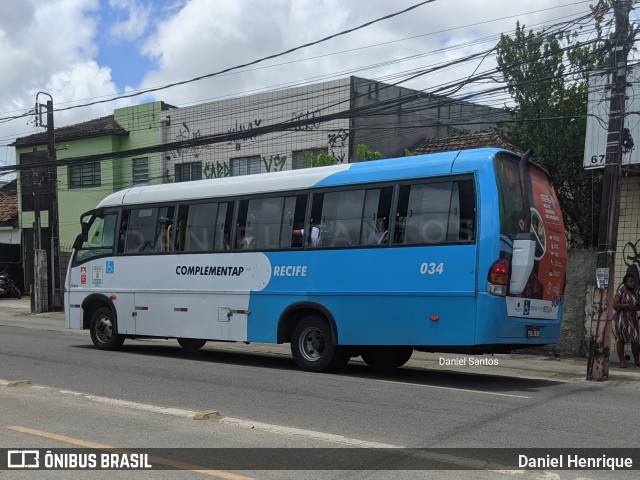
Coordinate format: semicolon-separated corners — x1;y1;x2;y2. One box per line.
34;92;60;312
586;0;634;381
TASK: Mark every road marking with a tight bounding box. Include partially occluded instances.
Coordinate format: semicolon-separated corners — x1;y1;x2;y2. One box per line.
221;417;400;448
377;380;531;399
7;426;254;480
4;378;525;475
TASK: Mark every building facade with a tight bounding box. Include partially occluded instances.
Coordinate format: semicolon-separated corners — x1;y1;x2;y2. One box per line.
12;101;171;292
12;77;507;297
161;76;507;181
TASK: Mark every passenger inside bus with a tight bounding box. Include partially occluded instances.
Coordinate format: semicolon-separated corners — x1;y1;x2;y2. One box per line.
292;225;321;247
367;217;388;245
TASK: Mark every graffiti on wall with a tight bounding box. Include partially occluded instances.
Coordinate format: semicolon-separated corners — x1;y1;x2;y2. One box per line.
623;239;640;285
171;122;202;161
228;119;263;151
263;154;287;172
328;128;349;163
204;161;230;179
291;110;321;131
202;154;286;178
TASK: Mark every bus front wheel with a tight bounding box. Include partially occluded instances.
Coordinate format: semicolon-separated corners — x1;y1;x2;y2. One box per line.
177;338;207;350
361;347;413;372
291;316;348;372
89;306;125;350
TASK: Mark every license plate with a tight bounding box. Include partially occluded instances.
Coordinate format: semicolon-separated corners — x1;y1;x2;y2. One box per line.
527;326;540;338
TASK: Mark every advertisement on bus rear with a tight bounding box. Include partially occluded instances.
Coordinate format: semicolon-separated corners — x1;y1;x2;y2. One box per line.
507;167;567;319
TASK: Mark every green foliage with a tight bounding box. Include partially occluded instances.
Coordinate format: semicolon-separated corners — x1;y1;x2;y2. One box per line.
403;149;413;157
496;19;607;248
302;150;338;168
356;144;383;162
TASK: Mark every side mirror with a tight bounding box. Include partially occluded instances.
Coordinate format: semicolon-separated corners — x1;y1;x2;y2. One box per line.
72;233;83;251
80;222;89;241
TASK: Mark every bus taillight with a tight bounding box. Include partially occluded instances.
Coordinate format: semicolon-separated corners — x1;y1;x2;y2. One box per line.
487;259;508;296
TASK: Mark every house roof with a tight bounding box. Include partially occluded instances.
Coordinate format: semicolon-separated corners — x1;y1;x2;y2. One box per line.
11;115;129;148
411;131;521;155
0;180;18;225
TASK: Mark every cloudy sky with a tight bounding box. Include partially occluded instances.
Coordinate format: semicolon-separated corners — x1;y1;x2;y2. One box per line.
0;0;618;171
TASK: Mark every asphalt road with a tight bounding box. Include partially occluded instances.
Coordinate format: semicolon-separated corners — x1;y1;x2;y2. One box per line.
1;323;637;454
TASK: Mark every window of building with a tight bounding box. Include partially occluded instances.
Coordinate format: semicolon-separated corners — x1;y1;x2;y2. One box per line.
175;162;202;182
70;162;101;189
132;157;150;185
230;156;261;176
292;148;327;170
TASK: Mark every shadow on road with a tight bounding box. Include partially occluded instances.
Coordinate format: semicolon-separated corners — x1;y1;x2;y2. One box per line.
70;340;564;395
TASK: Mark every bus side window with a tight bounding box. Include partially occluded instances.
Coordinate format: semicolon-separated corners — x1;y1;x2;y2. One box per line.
174;205;189;252
181;203;217;252
360;187;392;246
394;180;476;245
155;206;175;253
284;195;307;249
313;190;365;247
214;202;234;252
120;206;174;254
118;210;130;253
456;179;476;242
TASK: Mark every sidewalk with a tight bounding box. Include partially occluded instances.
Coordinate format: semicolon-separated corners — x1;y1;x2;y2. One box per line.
1;297;639;388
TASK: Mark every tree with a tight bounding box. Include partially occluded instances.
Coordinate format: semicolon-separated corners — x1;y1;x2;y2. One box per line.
356;144;383;162
496;15;607;247
302;150;338;167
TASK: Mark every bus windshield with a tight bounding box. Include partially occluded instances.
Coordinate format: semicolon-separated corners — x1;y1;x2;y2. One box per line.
73;211;118;264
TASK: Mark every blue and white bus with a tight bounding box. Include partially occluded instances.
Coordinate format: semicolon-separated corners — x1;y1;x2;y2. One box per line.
65;148;567;372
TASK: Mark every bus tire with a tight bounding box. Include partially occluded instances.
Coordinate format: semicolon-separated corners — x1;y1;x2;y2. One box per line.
177;338;207;350
89;306;125;351
361;347;413;372
291;316;348;372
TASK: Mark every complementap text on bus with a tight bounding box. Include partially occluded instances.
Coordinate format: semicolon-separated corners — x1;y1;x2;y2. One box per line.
65;148;567;372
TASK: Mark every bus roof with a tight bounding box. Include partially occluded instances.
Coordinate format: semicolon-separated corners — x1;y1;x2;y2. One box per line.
97;147;513;207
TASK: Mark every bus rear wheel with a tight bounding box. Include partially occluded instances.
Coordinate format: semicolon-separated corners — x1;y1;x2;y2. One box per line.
89;306;125;351
361;347;413;372
291;316;349;372
177;338;207;350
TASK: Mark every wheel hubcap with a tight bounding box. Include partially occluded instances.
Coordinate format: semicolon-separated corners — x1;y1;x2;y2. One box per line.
95;316;113;344
298;326;325;362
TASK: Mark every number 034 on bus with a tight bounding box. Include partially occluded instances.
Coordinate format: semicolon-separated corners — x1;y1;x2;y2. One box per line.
65;148;567;372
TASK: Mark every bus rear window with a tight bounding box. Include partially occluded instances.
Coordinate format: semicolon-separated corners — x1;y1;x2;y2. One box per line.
494;155;526;239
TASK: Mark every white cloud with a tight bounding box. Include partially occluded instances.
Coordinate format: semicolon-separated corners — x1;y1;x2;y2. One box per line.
108;0;152;42
0;0;126;171
0;0;607;171
135;0;592;108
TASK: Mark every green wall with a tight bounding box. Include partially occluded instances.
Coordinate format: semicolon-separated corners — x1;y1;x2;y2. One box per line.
18;101;166;248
